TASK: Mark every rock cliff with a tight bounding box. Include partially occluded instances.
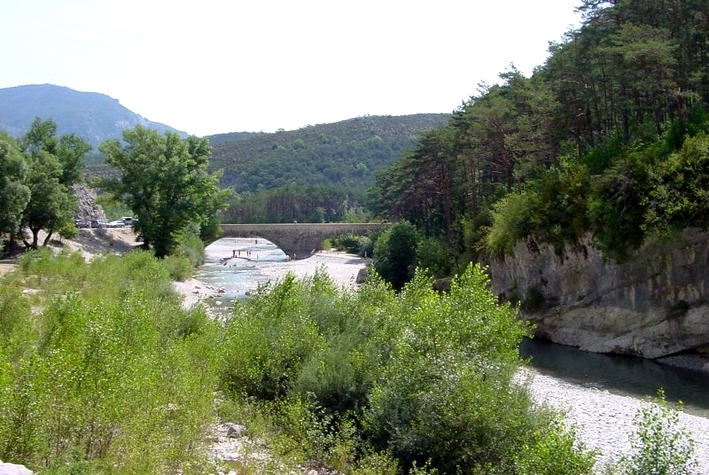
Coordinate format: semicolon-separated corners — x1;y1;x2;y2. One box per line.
72;184;106;221
488;229;709;359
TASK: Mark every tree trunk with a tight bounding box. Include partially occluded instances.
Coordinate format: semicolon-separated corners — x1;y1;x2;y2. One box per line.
43;231;54;247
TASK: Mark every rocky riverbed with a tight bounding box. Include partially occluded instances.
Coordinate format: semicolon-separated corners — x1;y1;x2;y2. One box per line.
525;370;709;472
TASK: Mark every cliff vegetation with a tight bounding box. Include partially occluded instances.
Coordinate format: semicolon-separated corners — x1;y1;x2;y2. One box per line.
369;0;709;276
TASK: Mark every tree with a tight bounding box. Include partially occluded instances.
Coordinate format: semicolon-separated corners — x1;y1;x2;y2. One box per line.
21;151;76;248
19;119;86;248
100;126;231;258
373;221;419;290
0;133;31;249
21;117;90;183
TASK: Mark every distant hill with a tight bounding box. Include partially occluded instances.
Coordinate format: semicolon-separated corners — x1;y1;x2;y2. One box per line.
0;84;187;148
208;113;451;194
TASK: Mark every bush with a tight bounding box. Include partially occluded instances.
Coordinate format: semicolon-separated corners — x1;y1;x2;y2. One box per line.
587;151;653;260
486;192;536;257
221;274;325;400
373;221;419;290
371;264;596;474
161;254;193;281
329;233;374;257
416;236;454;279
174;228;207;266
0;251;219;473
220;261;596;473
608;389;698;475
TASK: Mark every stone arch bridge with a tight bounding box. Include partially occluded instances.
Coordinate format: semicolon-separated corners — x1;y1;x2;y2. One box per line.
217;223;388;259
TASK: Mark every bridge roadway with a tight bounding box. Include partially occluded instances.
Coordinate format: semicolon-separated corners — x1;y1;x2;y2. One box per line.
218;223;388;259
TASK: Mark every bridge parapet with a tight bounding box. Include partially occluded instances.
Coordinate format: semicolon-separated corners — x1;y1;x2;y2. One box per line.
219;223;388;259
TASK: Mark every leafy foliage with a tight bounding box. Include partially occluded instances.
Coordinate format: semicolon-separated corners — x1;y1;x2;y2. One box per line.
220;263;598;474
369;0;709;263
211;114;449;223
100;126;232;258
328;233;373;257
607;389;698;475
211;114;450;193
0;132;31;245
18;119;88;249
373;221;419;291
0;250;219;473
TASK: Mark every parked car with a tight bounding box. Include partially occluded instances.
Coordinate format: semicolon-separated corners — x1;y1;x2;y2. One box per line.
90;219;109;228
107;219;125;228
75;219;90;228
122;216;134;226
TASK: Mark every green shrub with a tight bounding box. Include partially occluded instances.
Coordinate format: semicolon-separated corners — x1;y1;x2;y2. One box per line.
215;260;598;473
330;233;363;253
221;274;325;400
645;134;709;234
486;192;535;257
587;151;654;260
174;228;207;266
161;254;194;281
609;389;698;475
416;236;454;279
329;233;374;257
373;221;419;290
0;251;219;473
363;265;596;474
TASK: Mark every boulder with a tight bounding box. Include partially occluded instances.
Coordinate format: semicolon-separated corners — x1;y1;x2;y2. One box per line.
432;277;451;293
355;267;369;284
0;461;33;475
225;422;246;438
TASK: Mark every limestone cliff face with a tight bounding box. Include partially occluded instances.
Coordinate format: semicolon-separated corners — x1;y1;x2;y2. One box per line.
488;229;709;359
72;184;106;221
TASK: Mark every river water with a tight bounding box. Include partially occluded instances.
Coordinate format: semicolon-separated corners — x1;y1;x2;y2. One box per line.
196;237;289;301
521;338;709;418
197;238;709;419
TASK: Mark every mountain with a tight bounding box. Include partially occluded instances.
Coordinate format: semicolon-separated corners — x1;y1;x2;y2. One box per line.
208;113;451;194
0;84;186;147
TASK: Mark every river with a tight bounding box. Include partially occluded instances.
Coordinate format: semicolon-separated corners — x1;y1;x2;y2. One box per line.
196;238;709;471
195;237;289;302
521;338;709;418
198;238;709;416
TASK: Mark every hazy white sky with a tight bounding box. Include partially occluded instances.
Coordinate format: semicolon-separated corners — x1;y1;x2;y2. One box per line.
1;1;580;137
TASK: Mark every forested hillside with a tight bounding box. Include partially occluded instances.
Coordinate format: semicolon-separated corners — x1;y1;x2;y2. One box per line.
211;114;450;223
370;0;709;275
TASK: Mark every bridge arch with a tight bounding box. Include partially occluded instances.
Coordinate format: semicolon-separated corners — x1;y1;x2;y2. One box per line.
216;223;388;259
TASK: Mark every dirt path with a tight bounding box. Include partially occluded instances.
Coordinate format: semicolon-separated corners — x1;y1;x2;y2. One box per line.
60;227;141;257
0;228;142;277
0;260;15;277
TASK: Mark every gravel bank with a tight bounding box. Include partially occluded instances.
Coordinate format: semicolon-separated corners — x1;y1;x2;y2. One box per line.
526;370;709;472
257;250;369;289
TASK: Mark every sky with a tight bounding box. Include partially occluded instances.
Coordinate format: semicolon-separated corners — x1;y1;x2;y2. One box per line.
1;1;581;137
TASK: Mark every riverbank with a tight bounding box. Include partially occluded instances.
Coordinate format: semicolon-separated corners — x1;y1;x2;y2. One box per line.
257;250;369;288
526;369;709;472
184;248;709;473
4;233;708;472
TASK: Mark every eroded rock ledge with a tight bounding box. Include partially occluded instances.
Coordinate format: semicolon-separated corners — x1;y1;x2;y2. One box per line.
488;229;709;359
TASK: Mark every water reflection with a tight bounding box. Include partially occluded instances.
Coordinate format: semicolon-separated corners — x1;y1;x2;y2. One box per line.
522;338;709;417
